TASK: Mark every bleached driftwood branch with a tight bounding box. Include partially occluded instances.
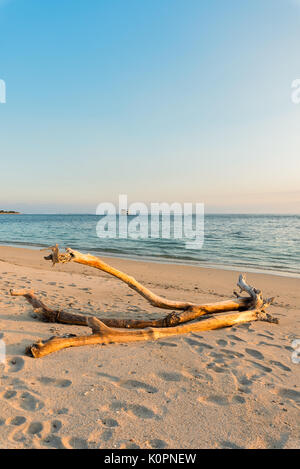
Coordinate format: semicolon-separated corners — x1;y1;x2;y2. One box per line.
43;246;256;320
25;310;268;358
10;246;277;358
10;285;254;329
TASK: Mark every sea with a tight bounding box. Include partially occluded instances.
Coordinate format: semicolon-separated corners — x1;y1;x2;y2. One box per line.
0;214;299;278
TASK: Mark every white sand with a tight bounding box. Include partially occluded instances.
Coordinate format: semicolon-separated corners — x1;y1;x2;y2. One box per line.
0;246;299;449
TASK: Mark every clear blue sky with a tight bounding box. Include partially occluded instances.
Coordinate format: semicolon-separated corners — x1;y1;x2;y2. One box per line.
0;0;299;213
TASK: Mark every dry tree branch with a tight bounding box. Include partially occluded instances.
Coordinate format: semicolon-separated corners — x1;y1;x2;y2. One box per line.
9;245;278;358
43;246;255;324
9;289;183;328
10;287;255;329
26;307;277;358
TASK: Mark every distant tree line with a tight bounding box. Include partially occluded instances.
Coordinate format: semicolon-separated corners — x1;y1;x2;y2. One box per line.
0;210;20;214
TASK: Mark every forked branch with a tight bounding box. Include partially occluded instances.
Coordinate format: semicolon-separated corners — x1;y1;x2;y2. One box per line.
43;246;256;323
27;309;273;358
9;246;277;358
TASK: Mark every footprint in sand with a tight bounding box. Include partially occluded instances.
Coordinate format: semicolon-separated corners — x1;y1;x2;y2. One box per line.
102;429;114;441
216;339;228;347
149;439;168;449
42;434;66;449
262;330;274;337
237;386;252;395
51;420;62;432
110;401;156;419
10;416;27;426
220;348;244;358
227;334;245;343
220;440;244;449
157;371;184;382
27;421;43;435
265;432;290;449
206;395;229;406
9;377;29;391
269;361;292;372
238;324;254;332
67;437;89;449
54;407;69;415
19;392;44;411
55;379;72;388
277;388;300;404
101;418;119;428
97;371;120;383
248;361;272;374
258;341;282;349
158;341;178;348
119;379;158;394
11;431;26;443
194;341;214;351
3;389;44;412
129;404;157;419
7;357;24;373
237;375;253;386
232;370;254;387
257;333;274;340
98;372;158;393
3;390;17;399
209;352;226;364
245;348;264;360
206;362;228;374
193;370;213;383
38;376;72;388
184;337;204;347
232;395;246;404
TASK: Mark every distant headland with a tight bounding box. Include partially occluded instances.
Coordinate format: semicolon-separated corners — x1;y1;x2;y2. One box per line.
0;210;21;214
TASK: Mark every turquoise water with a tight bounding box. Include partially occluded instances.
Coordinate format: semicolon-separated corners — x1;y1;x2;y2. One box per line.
0;214;299;277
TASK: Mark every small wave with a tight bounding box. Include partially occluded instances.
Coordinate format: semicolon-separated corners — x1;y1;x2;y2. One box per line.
0;213;299;277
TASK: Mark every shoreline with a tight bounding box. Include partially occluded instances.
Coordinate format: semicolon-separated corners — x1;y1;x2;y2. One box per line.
1;243;300;280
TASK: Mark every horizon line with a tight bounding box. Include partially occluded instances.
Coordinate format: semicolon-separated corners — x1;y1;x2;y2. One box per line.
5;212;300;216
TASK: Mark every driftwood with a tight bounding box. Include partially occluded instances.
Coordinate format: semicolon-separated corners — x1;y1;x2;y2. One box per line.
10;245;277;358
9;289;253;329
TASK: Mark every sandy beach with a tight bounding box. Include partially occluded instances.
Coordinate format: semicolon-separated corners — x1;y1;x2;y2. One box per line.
0;246;299;449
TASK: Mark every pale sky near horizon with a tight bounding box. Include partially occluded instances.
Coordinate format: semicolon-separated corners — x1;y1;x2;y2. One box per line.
0;0;300;213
